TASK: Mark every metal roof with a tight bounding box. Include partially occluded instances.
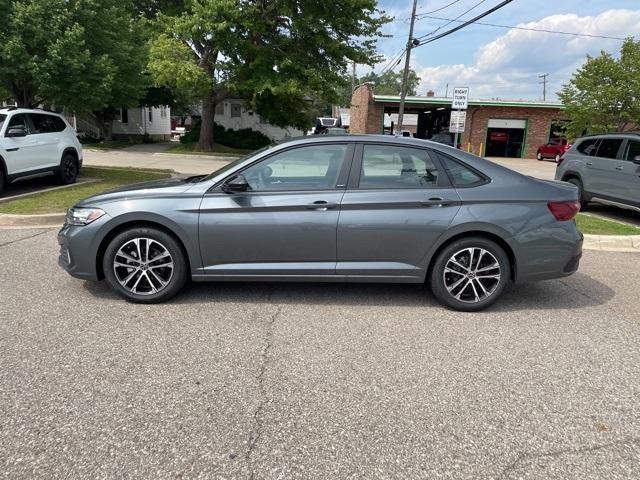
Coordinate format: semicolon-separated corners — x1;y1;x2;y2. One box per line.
373;95;564;109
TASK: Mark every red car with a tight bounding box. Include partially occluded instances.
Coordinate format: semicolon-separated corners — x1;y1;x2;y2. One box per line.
537;138;571;162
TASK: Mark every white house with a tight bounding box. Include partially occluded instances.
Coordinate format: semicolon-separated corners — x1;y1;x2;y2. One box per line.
112;106;171;141
176;99;303;141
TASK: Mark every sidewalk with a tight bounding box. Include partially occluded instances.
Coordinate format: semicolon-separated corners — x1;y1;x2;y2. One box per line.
83;147;235;175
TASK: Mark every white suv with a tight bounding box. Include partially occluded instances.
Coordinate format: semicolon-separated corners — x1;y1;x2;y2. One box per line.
0;107;83;194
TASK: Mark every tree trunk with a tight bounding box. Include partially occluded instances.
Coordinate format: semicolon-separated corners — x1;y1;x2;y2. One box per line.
198;91;216;151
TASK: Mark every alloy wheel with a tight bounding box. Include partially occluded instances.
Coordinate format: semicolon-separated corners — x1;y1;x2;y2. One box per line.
443;247;501;304
113;238;174;295
64;157;77;180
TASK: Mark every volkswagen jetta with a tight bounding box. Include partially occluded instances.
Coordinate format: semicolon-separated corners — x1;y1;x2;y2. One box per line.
58;135;583;311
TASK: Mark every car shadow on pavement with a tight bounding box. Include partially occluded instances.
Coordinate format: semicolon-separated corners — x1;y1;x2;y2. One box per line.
83;271;614;312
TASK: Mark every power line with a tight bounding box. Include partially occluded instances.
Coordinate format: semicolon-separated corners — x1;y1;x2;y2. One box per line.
416;0;463;17
415;0;489;40
415;15;628;41
415;0;516;46
377;48;406;76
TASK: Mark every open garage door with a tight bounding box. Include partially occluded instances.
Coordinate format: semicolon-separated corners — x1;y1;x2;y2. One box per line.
485;119;527;158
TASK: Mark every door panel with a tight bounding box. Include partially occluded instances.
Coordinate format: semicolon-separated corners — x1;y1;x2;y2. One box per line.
198;191;343;275
29;113;63;169
337;143;460;278
587;138;624;196
619;140;640;205
3;114;43;174
337;189;461;276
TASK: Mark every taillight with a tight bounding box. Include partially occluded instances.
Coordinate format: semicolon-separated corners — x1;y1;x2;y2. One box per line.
548;201;580;221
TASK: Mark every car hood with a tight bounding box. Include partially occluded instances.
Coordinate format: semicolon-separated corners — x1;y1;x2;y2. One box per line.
76;176;198;206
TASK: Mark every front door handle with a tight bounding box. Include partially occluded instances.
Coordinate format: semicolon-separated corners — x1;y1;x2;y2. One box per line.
306;200;338;210
421;197;454;207
615;165;624;171
586;161;593;166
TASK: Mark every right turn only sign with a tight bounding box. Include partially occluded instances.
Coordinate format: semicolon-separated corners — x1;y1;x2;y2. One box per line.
452;87;469;110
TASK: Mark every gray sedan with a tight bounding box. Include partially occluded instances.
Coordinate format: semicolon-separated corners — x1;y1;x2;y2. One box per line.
58;135;583;311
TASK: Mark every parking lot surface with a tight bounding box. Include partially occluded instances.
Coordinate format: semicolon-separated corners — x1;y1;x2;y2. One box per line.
1;228;639;479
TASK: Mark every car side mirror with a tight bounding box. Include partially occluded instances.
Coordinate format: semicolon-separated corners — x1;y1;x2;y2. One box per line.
633;155;640;165
222;174;249;193
6;126;27;138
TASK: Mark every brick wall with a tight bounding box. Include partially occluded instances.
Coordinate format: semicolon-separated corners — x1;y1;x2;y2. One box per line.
350;85;384;134
464;106;565;158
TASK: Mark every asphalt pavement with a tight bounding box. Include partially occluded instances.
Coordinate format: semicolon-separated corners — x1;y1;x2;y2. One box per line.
1;228;639;479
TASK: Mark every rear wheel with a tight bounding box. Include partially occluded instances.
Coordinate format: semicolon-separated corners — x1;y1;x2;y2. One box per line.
103;227;188;303
430;237;511;312
566;177;588;211
57;153;78;185
536;151;543;161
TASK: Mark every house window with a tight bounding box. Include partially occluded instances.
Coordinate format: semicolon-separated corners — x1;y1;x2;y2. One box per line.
231;103;241;118
215;102;224;115
160;106;167;118
148;108;153;122
121;108;128;124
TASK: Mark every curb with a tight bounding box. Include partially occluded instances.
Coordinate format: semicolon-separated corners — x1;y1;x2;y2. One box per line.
0;213;639;253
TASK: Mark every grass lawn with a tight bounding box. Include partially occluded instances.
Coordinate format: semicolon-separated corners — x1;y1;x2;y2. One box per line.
0;167;171;215
81;140;134;150
576;213;640;235
166;142;255;156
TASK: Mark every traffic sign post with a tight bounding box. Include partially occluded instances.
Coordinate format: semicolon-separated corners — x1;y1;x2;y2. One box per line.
450;87;469;149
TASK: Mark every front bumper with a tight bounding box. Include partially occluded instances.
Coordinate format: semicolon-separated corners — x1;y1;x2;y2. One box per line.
57;217;107;281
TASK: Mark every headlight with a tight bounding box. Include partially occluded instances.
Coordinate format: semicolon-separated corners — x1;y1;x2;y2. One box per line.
65;207;106;226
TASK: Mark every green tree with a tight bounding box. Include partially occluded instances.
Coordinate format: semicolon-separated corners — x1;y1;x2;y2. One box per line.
0;0;148;136
559;38;640;138
148;1;388;150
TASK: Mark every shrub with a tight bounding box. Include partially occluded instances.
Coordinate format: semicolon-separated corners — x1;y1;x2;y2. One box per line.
180;120;271;150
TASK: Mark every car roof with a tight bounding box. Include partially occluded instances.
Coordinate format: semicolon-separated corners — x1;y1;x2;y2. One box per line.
576;132;640;141
0;106;62;115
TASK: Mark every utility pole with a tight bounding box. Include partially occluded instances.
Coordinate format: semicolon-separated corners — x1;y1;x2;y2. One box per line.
351;61;356;93
538;73;549;101
397;0;419;135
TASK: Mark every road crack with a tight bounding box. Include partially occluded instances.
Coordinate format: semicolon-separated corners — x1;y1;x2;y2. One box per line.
245;288;281;480
498;437;640;479
0;230;49;249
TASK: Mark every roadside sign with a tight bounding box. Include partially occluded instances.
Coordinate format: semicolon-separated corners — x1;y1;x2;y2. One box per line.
449;110;467;133
452;87;469;110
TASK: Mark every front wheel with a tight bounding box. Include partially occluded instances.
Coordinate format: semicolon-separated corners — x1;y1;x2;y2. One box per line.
566;177;588;211
536;151;543;161
103;227;188;303
430;237;511;312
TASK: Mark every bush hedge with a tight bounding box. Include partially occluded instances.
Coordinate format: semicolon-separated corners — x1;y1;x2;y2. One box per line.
181;121;271;150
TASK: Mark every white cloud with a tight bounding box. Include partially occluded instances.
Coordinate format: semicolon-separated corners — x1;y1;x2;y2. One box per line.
415;9;640;100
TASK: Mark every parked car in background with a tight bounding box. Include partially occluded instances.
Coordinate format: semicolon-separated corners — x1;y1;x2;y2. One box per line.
555;133;640;212
537;138;571;162
59;135;582;312
0;107;82;194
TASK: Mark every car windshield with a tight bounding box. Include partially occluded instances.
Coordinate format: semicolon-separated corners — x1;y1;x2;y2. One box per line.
202;145;273;181
0;114;6;131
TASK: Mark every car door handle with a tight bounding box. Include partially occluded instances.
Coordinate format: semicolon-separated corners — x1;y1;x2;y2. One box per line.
421;197;454;207
615;165;624;170
306;201;338;210
586;161;593;166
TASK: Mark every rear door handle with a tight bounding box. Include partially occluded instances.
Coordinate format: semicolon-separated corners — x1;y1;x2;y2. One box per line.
586;161;593;166
421;197;454;207
615;165;624;170
306;200;338;210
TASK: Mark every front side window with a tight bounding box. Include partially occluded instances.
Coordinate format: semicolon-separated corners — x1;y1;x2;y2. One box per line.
6;114;29;134
241;144;347;191
0;114;6;132
595;138;623;159
359;145;439;189
623;140;640;161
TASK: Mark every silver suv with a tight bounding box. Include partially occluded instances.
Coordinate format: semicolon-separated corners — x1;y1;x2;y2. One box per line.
0;107;83;194
555;133;640;212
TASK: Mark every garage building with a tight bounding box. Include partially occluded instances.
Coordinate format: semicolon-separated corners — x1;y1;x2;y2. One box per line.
349;85;565;159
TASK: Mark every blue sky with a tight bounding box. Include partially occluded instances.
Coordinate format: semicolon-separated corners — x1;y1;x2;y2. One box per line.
369;0;640;100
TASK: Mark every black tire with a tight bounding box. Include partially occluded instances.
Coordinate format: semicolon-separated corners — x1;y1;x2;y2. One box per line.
57;153;78;185
429;237;511;312
536;151;543;161
566;177;588;211
103;227;188;303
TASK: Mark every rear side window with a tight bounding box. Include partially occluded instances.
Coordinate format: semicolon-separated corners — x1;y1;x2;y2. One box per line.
437;154;486;187
623;140;640;161
30;113;66;133
576;138;599;156
359;145;439;189
596;138;623;159
0;114;6;131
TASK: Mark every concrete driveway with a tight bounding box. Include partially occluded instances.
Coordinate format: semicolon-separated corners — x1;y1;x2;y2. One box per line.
1;228;639;479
